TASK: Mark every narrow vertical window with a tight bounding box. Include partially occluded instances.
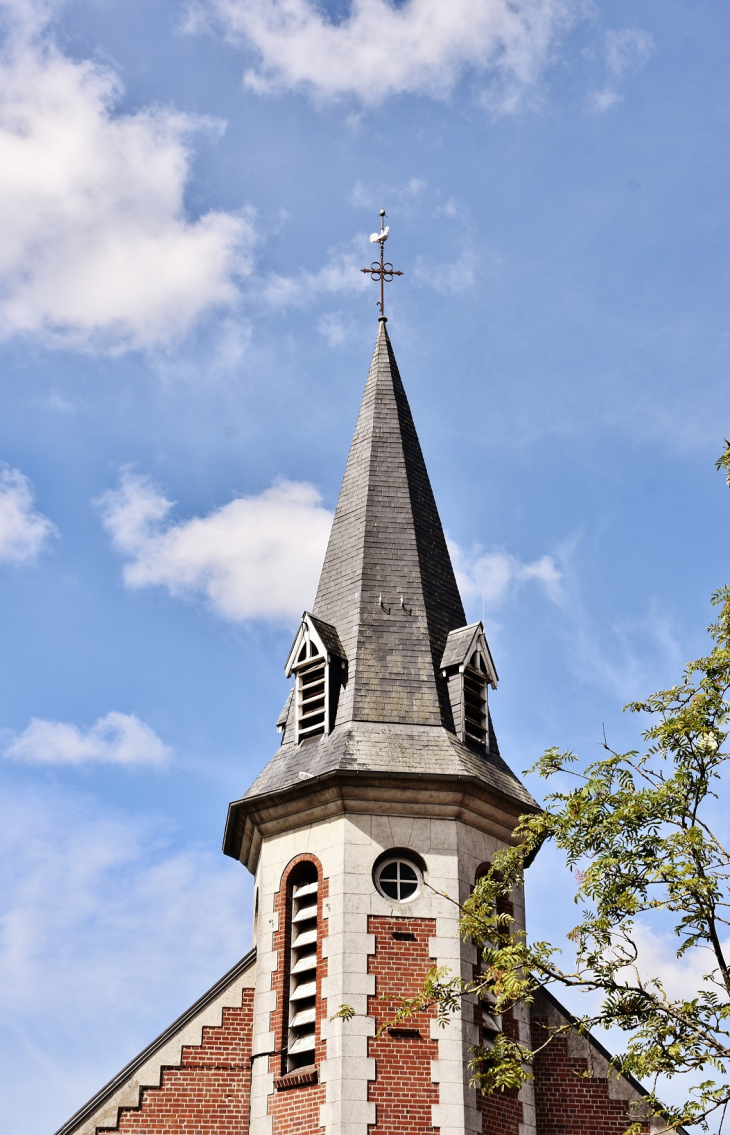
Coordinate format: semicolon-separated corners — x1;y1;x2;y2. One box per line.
284;613;346;744
463;651;487;747
480;993;502;1049
474;863;505;1053
440;625;497;749
296;644;327;741
286;863;319;1072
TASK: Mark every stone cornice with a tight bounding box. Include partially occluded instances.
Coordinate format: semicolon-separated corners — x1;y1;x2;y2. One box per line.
223;768;540;873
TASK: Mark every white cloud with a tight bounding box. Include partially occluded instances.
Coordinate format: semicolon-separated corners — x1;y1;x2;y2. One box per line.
0;784;249;1134
318;310;352;347
564;596;685;701
191;0;587;108
5;711;171;766
258;242;371;309
98;471;334;622
0;20;255;350
450;541;564;609
413;245;479;295
624;922;730;1003
588;27;654;112
350;178;427;209
0;463;56;564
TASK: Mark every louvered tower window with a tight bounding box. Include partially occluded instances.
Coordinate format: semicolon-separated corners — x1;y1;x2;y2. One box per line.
441;624;497;750
284;613;346;745
480;990;502;1049
474;864;503;1053
294;642;327;741
463;651;488;747
286;864;319;1072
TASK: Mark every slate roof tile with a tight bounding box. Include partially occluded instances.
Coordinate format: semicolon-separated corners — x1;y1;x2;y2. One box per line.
237;321;534;815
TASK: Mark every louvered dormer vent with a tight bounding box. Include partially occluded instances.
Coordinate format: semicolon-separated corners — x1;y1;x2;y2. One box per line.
287;870;319;1071
463;653;488;747
295;644;327;741
440;623;498;750
284;612;347;745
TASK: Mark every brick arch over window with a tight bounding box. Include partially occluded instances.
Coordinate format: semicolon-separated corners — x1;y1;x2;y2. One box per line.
268;853;328;1124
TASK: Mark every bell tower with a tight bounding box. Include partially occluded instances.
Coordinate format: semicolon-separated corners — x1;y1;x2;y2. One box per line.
223;316;539;1135
54;221;663;1135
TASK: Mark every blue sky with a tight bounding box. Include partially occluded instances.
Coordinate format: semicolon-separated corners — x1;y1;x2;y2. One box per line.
0;0;729;1130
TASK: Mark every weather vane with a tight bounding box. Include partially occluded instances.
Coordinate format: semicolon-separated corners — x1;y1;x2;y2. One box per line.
361;210;403;320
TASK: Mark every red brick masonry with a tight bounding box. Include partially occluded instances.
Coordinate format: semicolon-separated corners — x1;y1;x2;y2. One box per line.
99;988;254;1135
367;915;439;1135
531;1009;651;1135
92;938;654;1135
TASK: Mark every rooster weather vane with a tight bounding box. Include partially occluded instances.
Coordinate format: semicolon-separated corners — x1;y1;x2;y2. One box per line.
361;209;403;320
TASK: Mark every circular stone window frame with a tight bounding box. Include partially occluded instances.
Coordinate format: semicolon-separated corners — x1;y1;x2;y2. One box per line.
372;847;427;905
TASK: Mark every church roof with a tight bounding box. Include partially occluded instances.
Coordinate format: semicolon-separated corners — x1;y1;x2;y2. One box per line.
307;613;346;660
243;718;533;809
223;318;536;855
440;622;498;686
312;317;466;728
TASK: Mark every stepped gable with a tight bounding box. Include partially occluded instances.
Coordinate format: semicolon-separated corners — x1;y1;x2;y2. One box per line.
54;951;256;1135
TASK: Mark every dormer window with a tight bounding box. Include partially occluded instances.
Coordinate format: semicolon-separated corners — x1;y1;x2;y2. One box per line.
463;650;488;747
284;613;347;745
440;624;498;750
295;642;327;741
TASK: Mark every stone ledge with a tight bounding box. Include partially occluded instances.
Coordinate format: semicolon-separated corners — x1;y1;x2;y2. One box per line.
274;1066;318;1091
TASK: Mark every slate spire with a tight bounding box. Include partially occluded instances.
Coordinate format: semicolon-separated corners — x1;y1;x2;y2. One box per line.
226;317;538;856
312;319;466;730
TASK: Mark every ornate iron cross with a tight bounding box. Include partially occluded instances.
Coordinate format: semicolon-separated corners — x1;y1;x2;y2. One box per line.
361;210;403;319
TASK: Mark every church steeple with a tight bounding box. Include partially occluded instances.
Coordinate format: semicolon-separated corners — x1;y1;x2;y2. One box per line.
224;315;535;867
56;221;660;1135
312;318;465;731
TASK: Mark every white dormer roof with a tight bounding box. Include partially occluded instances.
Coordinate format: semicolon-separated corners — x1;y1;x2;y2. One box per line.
284;612;346;679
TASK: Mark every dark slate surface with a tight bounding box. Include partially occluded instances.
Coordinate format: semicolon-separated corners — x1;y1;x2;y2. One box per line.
312;320;466;730
276;689;293;730
440;623;481;669
244;720;537;810
240;322;535;814
308;613;346;660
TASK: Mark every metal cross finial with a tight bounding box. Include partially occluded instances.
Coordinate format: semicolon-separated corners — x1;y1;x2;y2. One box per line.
361;209;403;320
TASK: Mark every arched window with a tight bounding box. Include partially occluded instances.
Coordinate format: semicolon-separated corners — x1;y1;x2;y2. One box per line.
285;862;319;1072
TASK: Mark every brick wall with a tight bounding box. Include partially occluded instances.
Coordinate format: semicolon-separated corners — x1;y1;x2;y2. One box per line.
267;854;327;1135
531;1010;651;1135
367;915;439;1135
98;988;254;1135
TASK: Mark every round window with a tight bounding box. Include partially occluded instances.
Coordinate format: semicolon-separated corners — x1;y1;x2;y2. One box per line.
374;854;424;903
